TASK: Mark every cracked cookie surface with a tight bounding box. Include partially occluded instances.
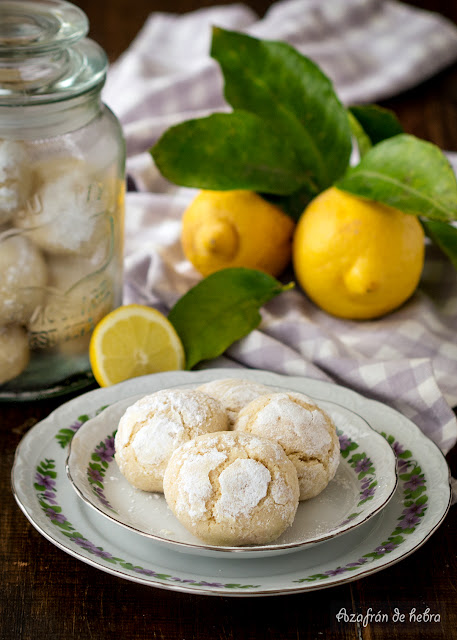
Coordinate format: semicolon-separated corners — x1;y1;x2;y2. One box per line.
114;389;228;492
163;431;299;546
234;392;340;501
197;378;272;425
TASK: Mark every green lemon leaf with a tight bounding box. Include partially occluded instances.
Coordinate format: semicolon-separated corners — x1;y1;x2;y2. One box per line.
168;268;293;370
211;27;352;192
337;134;457;222
421;219;457;269
349;104;404;146
348;110;372;157
152;111;308;195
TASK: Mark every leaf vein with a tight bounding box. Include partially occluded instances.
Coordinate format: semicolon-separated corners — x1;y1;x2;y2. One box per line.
343;170;451;218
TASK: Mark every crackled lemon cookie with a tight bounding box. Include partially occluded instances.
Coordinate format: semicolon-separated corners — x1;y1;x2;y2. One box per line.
234;392;340;501
163;431;299;546
197;378;271;425
0;324;30;384
0;234;47;324
114;389;228;492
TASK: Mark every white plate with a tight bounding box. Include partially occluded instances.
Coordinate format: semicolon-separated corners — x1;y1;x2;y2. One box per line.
66;388;398;557
12;369;451;596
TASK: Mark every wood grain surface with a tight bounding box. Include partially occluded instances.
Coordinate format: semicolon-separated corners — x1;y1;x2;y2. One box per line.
1;1;457;639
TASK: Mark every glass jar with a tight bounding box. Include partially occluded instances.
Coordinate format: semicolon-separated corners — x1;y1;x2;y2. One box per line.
0;0;125;399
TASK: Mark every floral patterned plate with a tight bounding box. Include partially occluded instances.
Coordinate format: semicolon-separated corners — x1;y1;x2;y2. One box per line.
65;389;398;558
12;369;451;596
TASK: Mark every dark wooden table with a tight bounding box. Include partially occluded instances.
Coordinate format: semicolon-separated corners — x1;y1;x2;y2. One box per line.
2;1;457;638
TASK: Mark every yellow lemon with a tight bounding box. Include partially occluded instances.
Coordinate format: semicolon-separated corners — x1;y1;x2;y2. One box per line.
292;187;425;319
181;190;295;277
89;304;185;386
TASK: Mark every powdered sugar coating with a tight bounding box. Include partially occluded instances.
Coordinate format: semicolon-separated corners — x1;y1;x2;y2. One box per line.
163;431;299;546
14;158;106;256
197;378;271;425
132;416;185;466
114;388;228;492
234;392;340;501
175;450;228;519
214;459;271;520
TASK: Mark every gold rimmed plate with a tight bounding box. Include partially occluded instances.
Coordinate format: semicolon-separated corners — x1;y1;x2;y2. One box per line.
12;369;451;596
65;375;398;559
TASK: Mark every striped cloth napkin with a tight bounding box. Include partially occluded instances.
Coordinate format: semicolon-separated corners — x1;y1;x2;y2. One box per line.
103;0;457;491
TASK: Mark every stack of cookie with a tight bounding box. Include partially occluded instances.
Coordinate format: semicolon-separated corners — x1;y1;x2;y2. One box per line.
114;379;340;546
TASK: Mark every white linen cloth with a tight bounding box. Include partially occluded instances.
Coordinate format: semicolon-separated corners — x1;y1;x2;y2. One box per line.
103;0;457;482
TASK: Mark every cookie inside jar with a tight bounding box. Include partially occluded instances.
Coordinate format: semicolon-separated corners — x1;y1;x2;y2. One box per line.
0;1;125;398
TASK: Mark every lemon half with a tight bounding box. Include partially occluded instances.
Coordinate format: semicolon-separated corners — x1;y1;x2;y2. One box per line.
89;304;185;387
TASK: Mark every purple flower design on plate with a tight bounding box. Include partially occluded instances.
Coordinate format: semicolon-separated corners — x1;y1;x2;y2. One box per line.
45;508;67;524
93;486;114;510
355;457;372;473
35;472;56;491
361;485;376;500
133;568;158;577
325;567;347;576
72;537;96;551
398;513;421;530
88;467;104;483
346;558;369;567
392;441;405;457
95;436;115;462
42;490;58;505
338;434;351;451
397;458;410;473
402;503;425;517
71;537;114;559
374;542;398;555
389;439;413;473
92;548;115;560
176;578;199;584
70;420;83;433
404;475;425;491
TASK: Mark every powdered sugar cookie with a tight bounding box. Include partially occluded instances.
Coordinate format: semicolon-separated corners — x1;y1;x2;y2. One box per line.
0;233;47;324
0;324;30;384
115;389;228;492
234;392;340;501
14;157;107;256
197;378;271;425
163;431;299;546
